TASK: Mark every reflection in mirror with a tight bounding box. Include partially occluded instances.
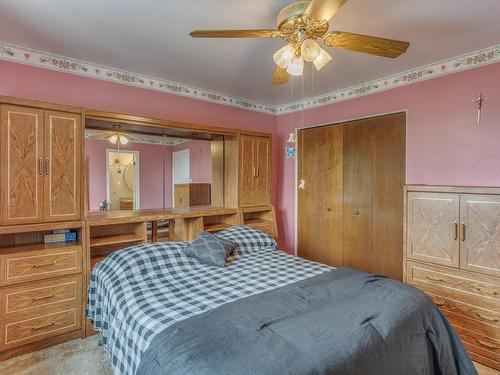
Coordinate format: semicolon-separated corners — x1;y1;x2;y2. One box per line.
84;119;215;211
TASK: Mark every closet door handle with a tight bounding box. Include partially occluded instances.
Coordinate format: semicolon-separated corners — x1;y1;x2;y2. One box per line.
38;158;43;176
44;158;49;176
453;222;458;241
461;223;466;242
252;167;256;177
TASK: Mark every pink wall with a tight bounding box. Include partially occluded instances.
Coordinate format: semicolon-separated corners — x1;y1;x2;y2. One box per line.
173;140;212;183
276;62;500;251
85;139;173;210
0;59;279;213
2;59;500;253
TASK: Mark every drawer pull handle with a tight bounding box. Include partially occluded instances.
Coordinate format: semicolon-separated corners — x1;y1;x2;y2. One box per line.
425;275;444;282
31;293;55;303
475;313;499;323
476;338;499;350
475;287;499;296
31;321;55;331
31;261;56;269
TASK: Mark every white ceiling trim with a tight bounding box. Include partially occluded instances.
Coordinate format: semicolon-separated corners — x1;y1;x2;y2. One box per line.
1;42;499;116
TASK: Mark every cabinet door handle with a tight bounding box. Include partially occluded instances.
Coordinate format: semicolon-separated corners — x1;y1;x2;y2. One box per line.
453;222;458;241
44;158;49;176
38;158;43;176
31;321;55;331
461;223;466;242
252;167;256;177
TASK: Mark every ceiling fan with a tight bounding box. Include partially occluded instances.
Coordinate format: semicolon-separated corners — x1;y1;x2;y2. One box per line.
190;0;410;85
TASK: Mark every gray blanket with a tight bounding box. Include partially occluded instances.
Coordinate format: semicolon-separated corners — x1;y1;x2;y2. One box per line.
137;268;476;375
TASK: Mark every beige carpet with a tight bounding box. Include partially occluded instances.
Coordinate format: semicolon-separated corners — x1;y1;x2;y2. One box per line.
0;335;497;375
0;336;112;375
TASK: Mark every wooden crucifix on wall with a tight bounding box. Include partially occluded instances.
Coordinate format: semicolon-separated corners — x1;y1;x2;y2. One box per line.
472;92;488;125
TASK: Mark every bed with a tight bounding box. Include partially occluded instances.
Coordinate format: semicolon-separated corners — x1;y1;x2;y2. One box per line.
87;226;477;375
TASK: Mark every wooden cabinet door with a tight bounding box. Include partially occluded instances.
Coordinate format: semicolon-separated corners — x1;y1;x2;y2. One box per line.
253;137;271;206
460;194;500;277
43;111;81;222
0;105;44;225
297;125;344;267
239;136;255;206
407;192;460;268
342;120;374;274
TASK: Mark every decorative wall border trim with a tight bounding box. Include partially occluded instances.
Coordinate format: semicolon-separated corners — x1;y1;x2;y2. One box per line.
275;44;500;114
0;42;277;114
1;41;499;115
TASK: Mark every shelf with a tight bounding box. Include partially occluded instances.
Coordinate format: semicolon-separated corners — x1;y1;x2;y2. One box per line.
204;223;232;233
90;234;145;248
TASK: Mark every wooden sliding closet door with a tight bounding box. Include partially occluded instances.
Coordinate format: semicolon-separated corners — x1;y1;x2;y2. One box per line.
297;112;405;280
343;113;405;280
297;125;344;266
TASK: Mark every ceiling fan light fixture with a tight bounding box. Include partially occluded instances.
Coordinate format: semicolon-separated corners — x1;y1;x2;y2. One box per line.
313;48;332;71
119;134;129;145
108;133;118;144
287;55;304;76
301;39;321;62
273;44;295;69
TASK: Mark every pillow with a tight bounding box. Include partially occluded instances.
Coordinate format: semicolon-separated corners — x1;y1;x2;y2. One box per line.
217;225;277;253
184;231;236;267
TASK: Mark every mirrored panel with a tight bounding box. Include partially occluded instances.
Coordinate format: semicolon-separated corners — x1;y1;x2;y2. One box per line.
85;118;218;211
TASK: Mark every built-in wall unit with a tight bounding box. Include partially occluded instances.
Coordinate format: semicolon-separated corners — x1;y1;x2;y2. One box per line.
0;95;276;360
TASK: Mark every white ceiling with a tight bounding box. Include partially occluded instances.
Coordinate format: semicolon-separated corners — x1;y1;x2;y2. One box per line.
1;0;499;105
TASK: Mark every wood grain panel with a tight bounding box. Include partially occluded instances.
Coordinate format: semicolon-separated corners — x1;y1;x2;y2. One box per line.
371;113;405;280
460;194;500;277
343;120;373;273
407;192;460;267
0;245;82;286
239;136;255;206
0;105;44;225
297;125;344;266
254;137;271;205
44;111;81;222
4;276;80;313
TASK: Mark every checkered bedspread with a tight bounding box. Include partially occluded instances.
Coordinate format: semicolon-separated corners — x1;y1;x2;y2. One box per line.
87;233;331;375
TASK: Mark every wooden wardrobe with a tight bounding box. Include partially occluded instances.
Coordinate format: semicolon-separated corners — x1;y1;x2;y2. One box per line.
297;112;406;280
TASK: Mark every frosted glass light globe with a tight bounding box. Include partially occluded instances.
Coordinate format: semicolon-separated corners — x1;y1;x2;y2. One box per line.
273;44;295;69
286;55;304;76
301;39;321;62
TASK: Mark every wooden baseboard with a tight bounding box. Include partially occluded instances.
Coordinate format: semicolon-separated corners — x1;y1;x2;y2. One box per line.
0;330;82;362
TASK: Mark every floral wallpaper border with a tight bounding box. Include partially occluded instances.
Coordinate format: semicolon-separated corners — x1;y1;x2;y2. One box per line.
1;42;499;115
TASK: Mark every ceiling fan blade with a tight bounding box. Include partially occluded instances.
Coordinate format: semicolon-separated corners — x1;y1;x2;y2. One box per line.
323;31;410;58
271;66;289;85
190;29;279;38
304;0;348;22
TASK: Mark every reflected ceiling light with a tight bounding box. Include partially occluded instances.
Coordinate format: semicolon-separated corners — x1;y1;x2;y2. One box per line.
286;54;304;76
273;44;295;69
313;48;332;71
108;132;128;145
301;39;321;62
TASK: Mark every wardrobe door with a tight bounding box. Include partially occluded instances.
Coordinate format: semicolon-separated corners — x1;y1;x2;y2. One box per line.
342;120;373;274
407;192;460;268
343;113;405;280
0;105;44;225
253;137;271;206
297;125;344;266
460;194;500;277
371;116;406;280
239;136;255;206
43;111;82;222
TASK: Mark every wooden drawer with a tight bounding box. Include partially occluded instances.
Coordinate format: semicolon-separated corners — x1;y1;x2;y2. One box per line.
0;245;82;286
452;324;500;370
0;275;82;350
406;261;499;310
